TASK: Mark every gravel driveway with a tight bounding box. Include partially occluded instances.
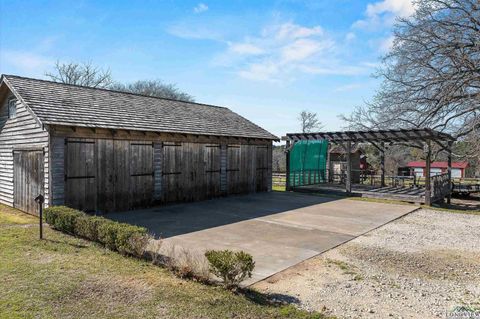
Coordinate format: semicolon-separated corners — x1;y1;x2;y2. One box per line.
253;209;480;319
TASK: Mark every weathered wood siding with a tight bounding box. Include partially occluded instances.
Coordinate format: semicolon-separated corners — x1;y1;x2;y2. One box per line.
0;93;49;209
50;126;272;212
13;150;44;215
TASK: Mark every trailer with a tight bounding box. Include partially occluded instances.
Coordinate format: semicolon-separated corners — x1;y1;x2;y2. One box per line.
452;179;480;196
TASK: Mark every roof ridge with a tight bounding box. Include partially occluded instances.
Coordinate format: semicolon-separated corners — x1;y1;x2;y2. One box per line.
2;74;227;109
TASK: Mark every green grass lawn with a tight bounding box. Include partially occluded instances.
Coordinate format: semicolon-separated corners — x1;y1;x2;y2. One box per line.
0;205;330;319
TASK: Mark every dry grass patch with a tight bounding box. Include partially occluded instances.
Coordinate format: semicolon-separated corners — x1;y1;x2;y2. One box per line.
0;206;329;319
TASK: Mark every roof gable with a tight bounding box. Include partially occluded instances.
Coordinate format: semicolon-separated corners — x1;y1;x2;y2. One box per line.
2;75;278;140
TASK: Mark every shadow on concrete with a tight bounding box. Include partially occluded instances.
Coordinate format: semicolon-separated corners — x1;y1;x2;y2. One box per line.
107;192;339;239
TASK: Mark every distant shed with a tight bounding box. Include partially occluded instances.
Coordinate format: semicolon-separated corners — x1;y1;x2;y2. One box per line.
0;75;278;214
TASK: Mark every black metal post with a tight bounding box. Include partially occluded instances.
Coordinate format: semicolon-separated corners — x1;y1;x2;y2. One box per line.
425;143;432;206
35;194;45;240
447;141;453;205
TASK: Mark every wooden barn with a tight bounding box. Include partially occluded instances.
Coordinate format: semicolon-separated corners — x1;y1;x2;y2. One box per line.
0;75;278;215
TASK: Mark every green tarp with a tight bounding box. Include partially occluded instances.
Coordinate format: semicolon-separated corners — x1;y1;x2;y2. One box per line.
289;140;328;186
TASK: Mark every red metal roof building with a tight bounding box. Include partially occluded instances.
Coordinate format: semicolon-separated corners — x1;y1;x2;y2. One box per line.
407;161;469;178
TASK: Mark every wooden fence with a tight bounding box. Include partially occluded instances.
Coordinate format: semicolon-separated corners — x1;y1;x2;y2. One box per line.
430;173;451;203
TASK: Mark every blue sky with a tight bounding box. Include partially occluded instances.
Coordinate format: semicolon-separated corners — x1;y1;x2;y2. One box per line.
0;0;414;138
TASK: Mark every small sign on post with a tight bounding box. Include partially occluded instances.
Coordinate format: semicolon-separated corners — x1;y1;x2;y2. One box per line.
34;194;45;240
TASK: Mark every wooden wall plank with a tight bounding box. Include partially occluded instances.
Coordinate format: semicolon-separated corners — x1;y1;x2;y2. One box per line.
153;142;162;201
0;95;49;210
13;150;44;215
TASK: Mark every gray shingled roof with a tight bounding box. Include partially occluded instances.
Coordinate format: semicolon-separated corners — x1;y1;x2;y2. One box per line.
2;75;278;140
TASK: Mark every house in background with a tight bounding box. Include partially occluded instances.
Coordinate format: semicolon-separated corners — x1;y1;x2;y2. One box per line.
0;75;277;215
328;145;364;183
406;161;469;178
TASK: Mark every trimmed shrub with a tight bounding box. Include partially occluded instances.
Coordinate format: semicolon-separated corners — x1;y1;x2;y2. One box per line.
97;220;121;250
74;215;108;242
205;249;255;288
45;206;150;257
97;220;150;256
115;224;150;257
44;206;85;234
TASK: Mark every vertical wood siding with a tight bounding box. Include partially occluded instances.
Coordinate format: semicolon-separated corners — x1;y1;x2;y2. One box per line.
220;143;227;194
153;142;163;201
50;127;272;212
0;95;49;208
50;136;65;205
13;150;44;215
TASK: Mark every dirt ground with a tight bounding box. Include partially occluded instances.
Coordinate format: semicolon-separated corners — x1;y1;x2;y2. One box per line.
253;209;480;319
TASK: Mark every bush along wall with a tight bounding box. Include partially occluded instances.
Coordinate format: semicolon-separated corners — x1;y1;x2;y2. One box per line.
44;206;150;257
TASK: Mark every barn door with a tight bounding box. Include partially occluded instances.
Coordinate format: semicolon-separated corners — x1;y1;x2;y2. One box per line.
255;146;268;192
96;140;154;212
226;145;241;194
65;140;96;212
13;150;44;215
130;142;154;208
162;142;183;202
204;144;221;198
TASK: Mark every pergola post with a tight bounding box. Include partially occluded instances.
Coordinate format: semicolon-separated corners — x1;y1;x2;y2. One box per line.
345;141;352;193
326;142;331;182
424;142;432;206
285;140;291;191
447;141;453;204
380;142;385;187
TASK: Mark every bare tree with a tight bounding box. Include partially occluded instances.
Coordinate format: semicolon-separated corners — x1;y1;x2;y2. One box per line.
341;0;480;158
298;110;323;133
111;80;194;102
45;61;113;88
272;146;286;172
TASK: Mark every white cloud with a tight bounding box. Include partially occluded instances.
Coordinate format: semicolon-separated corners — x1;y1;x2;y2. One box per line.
267;22;323;40
229;43;264;55
193;3;208;14
366;0;415;17
299;65;371;76
354;0;415;29
0;51;54;73
218;22;376;82
379;35;395;52
281;38;332;62
345;32;356;42
169;19;378;82
238;62;279;82
334;83;363;92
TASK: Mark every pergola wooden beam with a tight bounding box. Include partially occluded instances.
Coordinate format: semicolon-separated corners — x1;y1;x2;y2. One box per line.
284;128;456;205
285;128;454;144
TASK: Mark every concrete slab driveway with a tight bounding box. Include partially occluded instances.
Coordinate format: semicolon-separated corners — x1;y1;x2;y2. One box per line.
108;192;417;284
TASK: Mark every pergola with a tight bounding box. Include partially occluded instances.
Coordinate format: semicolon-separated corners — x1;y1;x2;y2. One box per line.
283;128;456;205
